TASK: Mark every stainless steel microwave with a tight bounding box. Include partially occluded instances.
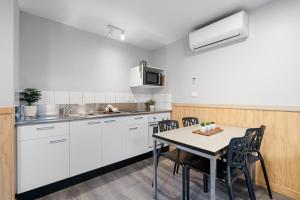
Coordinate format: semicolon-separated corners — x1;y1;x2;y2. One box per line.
143;68;162;86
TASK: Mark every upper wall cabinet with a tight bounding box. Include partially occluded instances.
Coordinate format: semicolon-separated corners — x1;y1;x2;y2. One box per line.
130;66;166;88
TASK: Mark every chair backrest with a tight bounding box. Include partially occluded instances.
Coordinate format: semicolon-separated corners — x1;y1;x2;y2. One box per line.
227;134;253;169
245;125;266;153
158;120;179;132
182;117;199;127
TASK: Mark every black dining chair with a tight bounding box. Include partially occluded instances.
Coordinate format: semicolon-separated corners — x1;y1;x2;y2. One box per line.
183;130;256;200
157;120;183;175
179;117;209;193
182;117;199;127
175;117;200;174
153;120;194;188
246;125;272;199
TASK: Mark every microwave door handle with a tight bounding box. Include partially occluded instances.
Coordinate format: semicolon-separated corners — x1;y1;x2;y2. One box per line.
158;74;161;85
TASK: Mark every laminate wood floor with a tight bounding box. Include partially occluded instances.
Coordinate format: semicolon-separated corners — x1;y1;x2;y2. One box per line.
39;158;290;200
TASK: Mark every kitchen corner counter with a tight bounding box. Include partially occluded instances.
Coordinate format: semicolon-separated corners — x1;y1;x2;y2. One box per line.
15;110;171;126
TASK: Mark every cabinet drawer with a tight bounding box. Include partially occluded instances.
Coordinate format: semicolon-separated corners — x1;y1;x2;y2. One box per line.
17;122;69;141
148;112;171;122
127;115;148;125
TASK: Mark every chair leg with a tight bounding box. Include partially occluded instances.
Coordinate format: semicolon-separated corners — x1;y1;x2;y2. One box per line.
176;162;180;174
259;153;273;199
245;162;256;200
244;170;256;200
226;170;234;200
203;174;209;193
173;163;177;175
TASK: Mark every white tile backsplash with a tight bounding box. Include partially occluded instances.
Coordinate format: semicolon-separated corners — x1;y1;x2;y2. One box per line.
82;92;95;104
70;92;83;104
153;94;172;103
156;102;172;110
39;91;55;105
105;93;116;103
94;92;105;103
34;90;168;106
115;93;125;103
54;91;69;104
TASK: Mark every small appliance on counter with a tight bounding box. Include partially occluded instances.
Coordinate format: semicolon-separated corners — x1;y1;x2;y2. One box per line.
104;104;120;113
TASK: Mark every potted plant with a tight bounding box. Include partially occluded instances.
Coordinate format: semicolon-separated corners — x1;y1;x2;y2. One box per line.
206;122;212;131
200;122;206;132
19;88;41;117
145;99;156;112
211;122;217;129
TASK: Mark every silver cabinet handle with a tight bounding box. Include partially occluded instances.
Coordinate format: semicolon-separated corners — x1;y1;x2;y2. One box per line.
129;127;138;130
104;120;116;123
134;116;143;120
36;126;55;131
87;121;101;125
149;124;158;127
49;138;66;144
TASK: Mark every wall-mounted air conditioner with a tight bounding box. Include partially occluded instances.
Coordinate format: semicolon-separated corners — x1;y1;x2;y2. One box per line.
189;11;249;52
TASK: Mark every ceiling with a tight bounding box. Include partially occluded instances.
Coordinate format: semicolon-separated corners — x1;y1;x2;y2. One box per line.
18;0;272;50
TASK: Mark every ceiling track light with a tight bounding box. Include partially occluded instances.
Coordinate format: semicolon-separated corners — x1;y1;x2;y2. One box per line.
107;24;126;41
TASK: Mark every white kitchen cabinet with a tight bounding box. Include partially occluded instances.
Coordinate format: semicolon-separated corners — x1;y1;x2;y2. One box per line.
70;119;102;176
125;123;149;158
130;66;166;88
17;122;69;193
102;117;126;166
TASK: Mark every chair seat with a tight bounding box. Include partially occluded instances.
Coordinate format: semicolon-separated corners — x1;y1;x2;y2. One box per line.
160;149;208;165
188;158;244;182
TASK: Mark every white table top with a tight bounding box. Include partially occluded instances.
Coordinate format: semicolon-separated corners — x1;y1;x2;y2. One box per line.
153;125;247;156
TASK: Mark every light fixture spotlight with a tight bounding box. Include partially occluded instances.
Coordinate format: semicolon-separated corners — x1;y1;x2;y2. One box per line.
107;24;125;41
107;25;113;37
121;31;125;41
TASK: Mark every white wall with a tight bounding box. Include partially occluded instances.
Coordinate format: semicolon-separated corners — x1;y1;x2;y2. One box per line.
153;0;300;106
0;0;18;107
19;12;153;93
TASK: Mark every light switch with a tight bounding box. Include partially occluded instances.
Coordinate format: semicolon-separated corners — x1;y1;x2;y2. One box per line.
192;76;197;84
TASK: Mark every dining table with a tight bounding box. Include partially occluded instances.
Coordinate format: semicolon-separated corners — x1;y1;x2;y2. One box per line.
152;124;248;200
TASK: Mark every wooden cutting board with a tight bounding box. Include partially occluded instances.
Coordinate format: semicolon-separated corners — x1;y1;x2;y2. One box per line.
192;127;223;136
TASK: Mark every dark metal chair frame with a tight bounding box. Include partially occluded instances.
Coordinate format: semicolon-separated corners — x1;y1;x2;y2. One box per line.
246;125;272;199
183;130;257;200
182;117;199;127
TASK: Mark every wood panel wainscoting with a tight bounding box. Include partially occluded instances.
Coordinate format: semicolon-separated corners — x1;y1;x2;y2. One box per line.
0;108;15;200
172;103;300;200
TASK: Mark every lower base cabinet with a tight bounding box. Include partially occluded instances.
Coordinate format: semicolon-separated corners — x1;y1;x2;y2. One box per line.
70;119;102;176
102;117;126;166
125;123;149;158
16;112;170;193
17;133;69;193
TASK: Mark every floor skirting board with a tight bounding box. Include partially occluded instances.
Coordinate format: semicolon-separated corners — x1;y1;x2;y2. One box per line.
256;177;299;200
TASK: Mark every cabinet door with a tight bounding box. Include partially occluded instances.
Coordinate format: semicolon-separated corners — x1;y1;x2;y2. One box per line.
126;123;149;158
70;120;102;176
17;134;69;193
102;117;125;166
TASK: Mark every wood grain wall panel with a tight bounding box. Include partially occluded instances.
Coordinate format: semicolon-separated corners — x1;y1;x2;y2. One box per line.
0;108;15;200
172;104;300;200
